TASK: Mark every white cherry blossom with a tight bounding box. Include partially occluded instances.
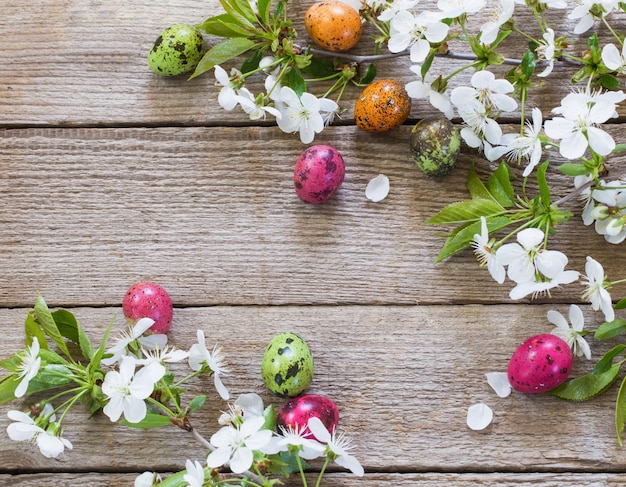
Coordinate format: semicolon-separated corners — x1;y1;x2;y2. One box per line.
471;216;505;284
479;0;514;44
497;228;569;283
378;0;420;22
602;43;626;74
437;0;485;18
102;317;167;366
7;404;72;459
548;305;591;360
405;66;453;118
486;107;543;176
206;416;274;474
581;256;614;322
235;88;281;121
275;87;338;144
182;459;205;487
214;65;243;111
388;10;449;63
102;356;165;423
276;423;326;460
135;472;162;487
536;28;556;77
508;269;579;300
188;329;230;400
545;89;625;159
14;339;41;398
308;417;364;476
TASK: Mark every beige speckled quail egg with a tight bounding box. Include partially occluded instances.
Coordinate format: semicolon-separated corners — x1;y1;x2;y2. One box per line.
148;24;204;76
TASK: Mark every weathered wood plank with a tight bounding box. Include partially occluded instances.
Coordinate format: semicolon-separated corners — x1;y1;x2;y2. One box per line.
0;305;624;473
2;125;626;307
4;472;626;486
0;0;618;126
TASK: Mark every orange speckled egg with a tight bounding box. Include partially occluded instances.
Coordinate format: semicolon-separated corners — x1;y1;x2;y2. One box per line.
304;1;362;52
354;79;412;133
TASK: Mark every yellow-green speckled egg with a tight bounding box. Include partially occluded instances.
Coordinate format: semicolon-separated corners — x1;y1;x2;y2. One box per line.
262;332;314;397
148;24;204;76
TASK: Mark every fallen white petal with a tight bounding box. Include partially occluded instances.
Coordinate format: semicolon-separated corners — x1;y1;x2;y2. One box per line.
485;372;512;398
365;174;390;202
467;403;493;431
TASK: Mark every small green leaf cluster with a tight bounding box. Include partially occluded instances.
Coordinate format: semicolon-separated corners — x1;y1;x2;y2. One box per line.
426;161;572;262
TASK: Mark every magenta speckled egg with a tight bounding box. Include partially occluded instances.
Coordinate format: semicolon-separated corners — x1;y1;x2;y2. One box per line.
277;394;340;438
294;145;345;204
122;281;174;334
507;334;572;394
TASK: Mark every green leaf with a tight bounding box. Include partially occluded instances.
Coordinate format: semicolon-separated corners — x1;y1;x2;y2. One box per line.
265;450;309;476
0;368;73;404
616;375;626;445
358;63;377;85
520;50;536;80
599;73;620;90
536;160;551;207
189;38;255;79
612;144;626;154
33;295;71;358
486;162;515;207
288;67;306;96
594;345;626;374
53;309;79;343
188;395;206;414
262;404;277;431
219;0;257;26
241;49;263;74
615;297;626;309
121;413;173;429
302;56;336;79
434;216;511;263
256;0;271;23
24;311;47;351
89;321;114;375
0;374;20;404
201;14;256;38
595;319;626;340
549;362;621;401
467;163;495;201
421;50;435;79
425;198;504;225
558;163;590;177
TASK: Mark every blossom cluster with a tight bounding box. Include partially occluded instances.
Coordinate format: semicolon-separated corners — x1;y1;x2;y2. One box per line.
1;299;362;486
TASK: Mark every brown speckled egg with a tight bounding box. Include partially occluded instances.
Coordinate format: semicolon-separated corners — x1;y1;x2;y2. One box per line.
354;79;412;133
304;1;362;52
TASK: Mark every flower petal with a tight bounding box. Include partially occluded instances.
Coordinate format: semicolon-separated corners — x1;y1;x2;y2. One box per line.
467;403;493;430
485;372;511;398
365;175;390;202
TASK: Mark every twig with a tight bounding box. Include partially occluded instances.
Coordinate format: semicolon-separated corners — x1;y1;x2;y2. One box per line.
297;44;584;68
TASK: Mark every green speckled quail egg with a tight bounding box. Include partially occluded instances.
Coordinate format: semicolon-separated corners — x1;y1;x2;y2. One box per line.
148;24;204;76
261;332;314;397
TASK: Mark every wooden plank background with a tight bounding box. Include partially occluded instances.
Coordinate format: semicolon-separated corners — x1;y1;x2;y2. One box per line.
2;0;626;486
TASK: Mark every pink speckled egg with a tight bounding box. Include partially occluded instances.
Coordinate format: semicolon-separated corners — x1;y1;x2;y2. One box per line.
294;145;345;204
122;281;173;334
277;394;340;438
507;334;572;394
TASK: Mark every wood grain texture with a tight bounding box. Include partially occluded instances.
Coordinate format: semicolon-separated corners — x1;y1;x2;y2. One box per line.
0;305;625;474
3;0;626;485
0;0;616;127
4;472;626;487
2;125;626;307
